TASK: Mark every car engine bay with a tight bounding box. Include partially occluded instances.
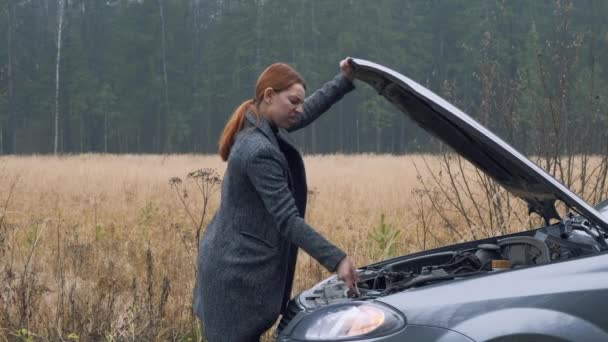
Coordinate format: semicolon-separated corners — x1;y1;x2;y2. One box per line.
301;215;608;308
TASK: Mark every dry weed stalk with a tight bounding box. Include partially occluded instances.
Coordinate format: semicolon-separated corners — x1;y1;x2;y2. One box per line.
169;168;221;259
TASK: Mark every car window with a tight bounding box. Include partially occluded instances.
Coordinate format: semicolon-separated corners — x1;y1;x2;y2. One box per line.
595;199;608;218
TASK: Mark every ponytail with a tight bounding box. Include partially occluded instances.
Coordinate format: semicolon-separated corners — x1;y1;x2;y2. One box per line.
218;99;255;161
218;62;305;161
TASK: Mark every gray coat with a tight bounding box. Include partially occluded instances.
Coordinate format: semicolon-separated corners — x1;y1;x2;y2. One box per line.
193;73;356;341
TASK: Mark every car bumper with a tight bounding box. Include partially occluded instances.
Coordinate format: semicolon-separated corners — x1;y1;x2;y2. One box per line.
276;324;474;341
275;298;474;342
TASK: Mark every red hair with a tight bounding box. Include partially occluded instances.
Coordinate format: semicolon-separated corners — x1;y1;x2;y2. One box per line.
218;63;306;161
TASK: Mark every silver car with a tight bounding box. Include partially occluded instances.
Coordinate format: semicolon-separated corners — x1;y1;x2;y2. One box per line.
275;58;608;342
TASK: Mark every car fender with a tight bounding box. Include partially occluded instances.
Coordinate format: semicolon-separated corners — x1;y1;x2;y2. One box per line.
450;307;608;342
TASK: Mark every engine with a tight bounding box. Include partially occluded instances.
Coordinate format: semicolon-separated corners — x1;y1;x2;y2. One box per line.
302;219;606;307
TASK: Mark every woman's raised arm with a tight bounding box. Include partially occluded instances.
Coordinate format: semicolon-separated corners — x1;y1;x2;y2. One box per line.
286;58;356;133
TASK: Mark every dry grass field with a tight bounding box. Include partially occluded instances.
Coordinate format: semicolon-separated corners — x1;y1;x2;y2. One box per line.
0;153;605;341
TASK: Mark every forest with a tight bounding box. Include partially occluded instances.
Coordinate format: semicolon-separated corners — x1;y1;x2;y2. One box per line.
0;0;607;156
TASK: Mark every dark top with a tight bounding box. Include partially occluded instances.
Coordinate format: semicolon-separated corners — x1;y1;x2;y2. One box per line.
268;119;279;133
268;118;305;212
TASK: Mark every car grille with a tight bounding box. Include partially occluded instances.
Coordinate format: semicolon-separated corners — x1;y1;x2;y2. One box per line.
276;299;304;336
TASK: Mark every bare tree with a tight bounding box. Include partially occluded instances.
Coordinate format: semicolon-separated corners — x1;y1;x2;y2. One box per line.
53;0;66;155
157;0;170;152
5;0;16;154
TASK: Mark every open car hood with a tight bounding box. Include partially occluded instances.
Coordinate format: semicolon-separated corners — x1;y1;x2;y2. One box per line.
349;58;608;231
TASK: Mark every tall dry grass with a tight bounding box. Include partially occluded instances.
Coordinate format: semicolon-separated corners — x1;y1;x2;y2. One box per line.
0;153;605;341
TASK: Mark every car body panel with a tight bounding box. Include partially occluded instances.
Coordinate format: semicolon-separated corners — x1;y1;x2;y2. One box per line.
373;250;608;341
348;58;608;231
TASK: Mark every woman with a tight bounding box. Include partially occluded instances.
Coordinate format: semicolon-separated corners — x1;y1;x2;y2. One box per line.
193;57;359;341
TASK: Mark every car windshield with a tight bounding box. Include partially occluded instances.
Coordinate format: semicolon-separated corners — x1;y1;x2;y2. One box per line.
595;199;608;218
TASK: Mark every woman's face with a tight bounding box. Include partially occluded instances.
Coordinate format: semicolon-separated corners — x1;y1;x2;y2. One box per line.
261;83;305;129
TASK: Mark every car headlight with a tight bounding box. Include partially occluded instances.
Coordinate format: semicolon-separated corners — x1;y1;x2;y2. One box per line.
291;302;405;340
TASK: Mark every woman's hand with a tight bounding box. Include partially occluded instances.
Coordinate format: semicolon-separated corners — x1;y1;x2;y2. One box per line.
339;57;354;82
336;255;359;289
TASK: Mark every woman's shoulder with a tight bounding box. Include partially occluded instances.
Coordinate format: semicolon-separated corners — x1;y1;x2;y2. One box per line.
231;127;277;161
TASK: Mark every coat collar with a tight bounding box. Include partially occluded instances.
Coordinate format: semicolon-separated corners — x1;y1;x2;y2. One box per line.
244;109;298;151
